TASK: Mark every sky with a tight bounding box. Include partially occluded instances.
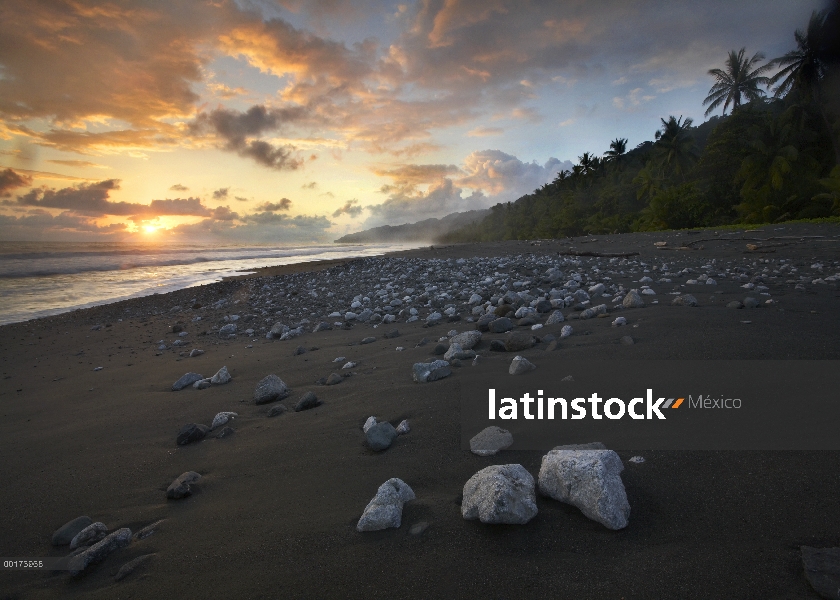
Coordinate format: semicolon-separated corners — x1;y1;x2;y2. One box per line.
0;0;828;243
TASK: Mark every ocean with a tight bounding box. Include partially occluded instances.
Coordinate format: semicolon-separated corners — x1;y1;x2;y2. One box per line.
0;241;422;325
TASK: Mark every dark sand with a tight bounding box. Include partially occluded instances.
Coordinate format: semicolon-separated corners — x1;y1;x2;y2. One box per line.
2;224;840;599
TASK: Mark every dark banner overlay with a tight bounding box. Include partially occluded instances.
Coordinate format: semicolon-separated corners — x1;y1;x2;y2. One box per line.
459;361;840;451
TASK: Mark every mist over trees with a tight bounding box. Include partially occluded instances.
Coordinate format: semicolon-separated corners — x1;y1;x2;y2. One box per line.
442;5;840;242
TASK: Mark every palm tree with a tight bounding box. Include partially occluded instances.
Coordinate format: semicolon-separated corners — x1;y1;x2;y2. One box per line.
653;116;699;179
768;9;839;165
577;152;596;174
703;48;772;116
603;138;628;162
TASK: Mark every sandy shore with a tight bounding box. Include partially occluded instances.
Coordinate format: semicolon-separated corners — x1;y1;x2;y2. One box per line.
2;223;840;598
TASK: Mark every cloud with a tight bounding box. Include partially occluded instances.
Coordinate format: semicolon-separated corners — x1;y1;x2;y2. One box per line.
467;126;504;137
332;199;363;218
612;87;656;111
0;168;32;197
364;178;486;228
371;163;463;196
188;105;307;170
169;212;333;243
0;211;128;241
301;181;318;190
235;196;249;202
212;187;230;200
46;159;108;169
170;184;189;191
455;150;570;198
254;198;292;212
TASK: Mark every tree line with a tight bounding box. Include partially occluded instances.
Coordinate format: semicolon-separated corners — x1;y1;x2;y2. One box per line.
441;6;840;242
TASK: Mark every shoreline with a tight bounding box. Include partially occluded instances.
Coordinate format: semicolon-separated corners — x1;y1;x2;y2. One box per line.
1;223;839;598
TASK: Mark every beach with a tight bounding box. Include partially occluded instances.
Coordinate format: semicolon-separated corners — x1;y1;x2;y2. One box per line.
2;224;840;599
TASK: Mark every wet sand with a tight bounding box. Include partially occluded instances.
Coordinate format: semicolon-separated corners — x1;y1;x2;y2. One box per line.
1;223;840;599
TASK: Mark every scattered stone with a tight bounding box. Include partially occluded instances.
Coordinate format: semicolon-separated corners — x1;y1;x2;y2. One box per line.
218;323;237;337
801;546;840;599
360;336;376;345
580;304;607;319
70;522;108;550
325;373;343;386
253;374;289;404
628;456;645;464
166;471;201;499
412;360;452;383
384;329;400;339
727;300;744;309
622;290;645;308
560;325;573;338
469;426;513;456
488;317;514;333
210;366;231;385
294;391;320;411
449;330;481;349
462;464;538;525
115;553;154;582
545;310;565;325
489;339;506;351
193;378;211;390
133;519;165;541
189;349;205;357
357;478;415;532
612;317;627;327
216;426;235;439
671;294;698;307
743;297;760;309
538;448;630;530
444;342;476;361
366;421;398;451
53;516;93;546
176;423;209;446
509;355;536;375
172;372;203;391
363;416;377;432
293;346;307;355
211;412;237;429
267;403;287;417
68;528;132;576
504;331;536;352
396;419;410;435
620;335;635;346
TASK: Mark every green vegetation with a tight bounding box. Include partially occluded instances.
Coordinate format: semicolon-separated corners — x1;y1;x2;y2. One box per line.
441;6;840;242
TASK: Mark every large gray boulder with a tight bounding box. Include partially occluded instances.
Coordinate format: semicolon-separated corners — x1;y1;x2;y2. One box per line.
412;360;451;383
172;372;203;391
469;426;513;456
356;479;416;532
504;332;535;352
462;464;538;525
444;343;475;361
365;421;397;451
509;355;536;375
488;317;514;333
622;290;645;308
253;374;289;404
449;329;481;350
538;449;630;530
67;528;132;576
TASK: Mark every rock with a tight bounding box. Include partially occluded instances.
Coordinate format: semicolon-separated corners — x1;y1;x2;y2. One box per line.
342;361;356;370
546;340;559;351
433;343;447;355
580;304;607;319
538;449;630;530
253;374;289;404
504;331;535;352
68;528;132;576
266;403;287;417
589;283;606;295
469;426;513;456
612;317;627;327
517;316;537;326
133;519;165;541
53;516;93;546
412;360;451;383
384;329;400;339
115;553;154;582
366;421;398;451
176;423;209;446
449;330;481;349
444;342;476;361
476;314;496;331
488;317;514;333
172;372;203;391
622;290;645;308
211;411;237;429
294;391;320;411
628;456;645;464
545;310;565;325
509;355;536;375
727;300;744;309
189;349;205;357
620;335;635;345
166;471;201;499
360;336;376;344
560;325;573;338
462;464;538;525
293;346;307;355
216;426;235;439
363;416;377;433
356;478;416;532
70;522;108;550
210;366;231;385
743;297;760;309
801;546;840;599
313;321;332;332
192;378;211;390
552;442;606;451
269;322;289;338
535;299;553;313
514;306;536;319
325;373;343;385
426;311;442;324
218;323;237;337
396;419;410;435
671;294;698;307
489;339;506;351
